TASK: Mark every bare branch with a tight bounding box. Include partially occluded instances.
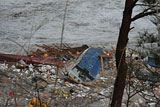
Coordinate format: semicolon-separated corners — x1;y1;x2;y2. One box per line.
131;9;160;22
136;3;160;7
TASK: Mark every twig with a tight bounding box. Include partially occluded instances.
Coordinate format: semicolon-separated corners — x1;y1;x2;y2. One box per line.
60;0;69;48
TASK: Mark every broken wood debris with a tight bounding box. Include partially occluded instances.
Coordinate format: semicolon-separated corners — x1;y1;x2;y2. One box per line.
0;44;118;106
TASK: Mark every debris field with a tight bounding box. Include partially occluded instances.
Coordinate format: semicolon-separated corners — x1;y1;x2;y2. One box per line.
0;43;160;107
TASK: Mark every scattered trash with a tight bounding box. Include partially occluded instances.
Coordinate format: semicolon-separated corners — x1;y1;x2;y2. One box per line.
28;97;50;107
9;92;14;97
0;44;115;106
1;44;158;106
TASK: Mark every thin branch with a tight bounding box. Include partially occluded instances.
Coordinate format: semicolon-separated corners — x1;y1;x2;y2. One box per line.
136;4;160;7
7;38;29;55
60;0;69;48
131;9;160;21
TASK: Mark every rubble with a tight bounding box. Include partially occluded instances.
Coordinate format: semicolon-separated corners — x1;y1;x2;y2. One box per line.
0;44;116;106
1;43;160;106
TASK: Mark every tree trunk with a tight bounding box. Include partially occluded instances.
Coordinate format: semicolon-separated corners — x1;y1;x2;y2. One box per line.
157;23;160;46
111;0;136;107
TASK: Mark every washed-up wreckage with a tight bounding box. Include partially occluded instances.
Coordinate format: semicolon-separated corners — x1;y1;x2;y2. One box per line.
1;44;160;106
126;48;160;80
0;44;88;66
67;47;105;83
0;44;110;83
0;44;116;106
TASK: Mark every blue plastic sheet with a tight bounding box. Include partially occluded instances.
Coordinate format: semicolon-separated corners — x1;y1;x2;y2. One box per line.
147;57;160;68
77;48;104;79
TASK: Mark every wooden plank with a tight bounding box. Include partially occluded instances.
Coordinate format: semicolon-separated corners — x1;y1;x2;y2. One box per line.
99;55;105;77
0;53;65;66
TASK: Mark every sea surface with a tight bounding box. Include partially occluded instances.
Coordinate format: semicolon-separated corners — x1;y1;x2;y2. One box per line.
0;0;156;54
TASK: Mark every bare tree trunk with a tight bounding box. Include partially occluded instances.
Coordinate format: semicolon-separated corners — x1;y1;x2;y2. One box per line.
111;0;137;107
157;23;160;46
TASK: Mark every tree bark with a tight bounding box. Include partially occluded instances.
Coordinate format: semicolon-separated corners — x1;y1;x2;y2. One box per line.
111;0;137;107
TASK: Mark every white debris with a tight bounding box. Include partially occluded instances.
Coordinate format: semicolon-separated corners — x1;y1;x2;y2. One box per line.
138;99;143;104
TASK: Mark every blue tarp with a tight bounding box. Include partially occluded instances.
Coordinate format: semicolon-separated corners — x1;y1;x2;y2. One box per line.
147;57;160;68
77;48;104;79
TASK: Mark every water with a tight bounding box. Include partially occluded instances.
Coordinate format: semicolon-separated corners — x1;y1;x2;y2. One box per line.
0;0;156;54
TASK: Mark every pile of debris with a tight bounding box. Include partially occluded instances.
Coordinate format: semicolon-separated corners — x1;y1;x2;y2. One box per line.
124;47;160;106
0;44;116;106
1;43;160;106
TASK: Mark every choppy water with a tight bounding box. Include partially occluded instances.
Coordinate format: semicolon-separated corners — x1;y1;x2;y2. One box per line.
0;0;156;54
